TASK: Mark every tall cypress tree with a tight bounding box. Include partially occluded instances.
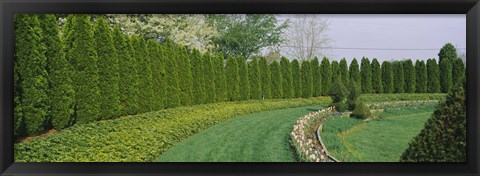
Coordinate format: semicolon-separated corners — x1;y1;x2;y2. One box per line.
403;59;416;93
191;49;207;105
381;61;394;93
331;60;340;85
163;40;181;108
65;15;100;124
371;58;383;93
94;17;120;119
339;58;349;87
135;37;155;113
393;61;405;93
438;43;458;63
226;55;240;101
427;59;441;93
439;58;453;93
311;57;322;97
203;52;217;103
259;57;272;99
214;53;227;102
248;57;262;99
301;60;313;98
291;59;302;98
360;57;372;93
150;42;166;110
15;14;49;135
270;61;283;99
177;46;194;106
349;58;361;85
39;14;74;130
415;60;427;93
320;57;332;95
238;56;251;100
128;35;142;114
280;57;294;98
452;58;465;86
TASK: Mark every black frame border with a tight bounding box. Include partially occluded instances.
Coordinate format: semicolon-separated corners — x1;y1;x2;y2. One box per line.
1;0;479;176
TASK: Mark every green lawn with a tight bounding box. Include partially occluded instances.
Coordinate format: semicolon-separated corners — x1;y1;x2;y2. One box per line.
156;105;325;162
321;105;436;162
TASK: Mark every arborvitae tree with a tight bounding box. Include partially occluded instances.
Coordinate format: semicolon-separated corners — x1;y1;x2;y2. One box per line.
270;61;283;99
177;46;194;106
452;58;465;86
238;56;251;100
226;55;241;101
438;43;458;63
371;59;383;93
280;57;294;98
150;42;166;110
203;52;217;103
114;27;139;115
403;59;416;93
248;57;262;99
259;57;272;99
381;61;394;93
65;15;100;125
415;60;427;93
39;14;74;130
291;59;302;98
320;57;332;95
94;17;120;119
349;58;361;84
301;60;313;98
401;83;466;162
329;77;349;103
311;57;322;97
339;58;349;87
347;79;361;111
163;40;181;108
191;49;207;105
360;57;372;93
331;60;340;84
214;53;227;102
427;59;441;93
136;37;155;113
439;58;453;93
128;35;142;114
393;61;405;93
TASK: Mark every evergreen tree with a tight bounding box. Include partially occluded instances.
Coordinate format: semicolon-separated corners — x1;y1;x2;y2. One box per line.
440;58;453;93
347;79;361;111
259;57;272;99
339;58;349;87
311;57;322;97
14;58;24;138
163;40;181;108
238;56;251;100
248;57;262;99
94;17;120;119
280;57;294;98
301;60;313;98
214;53;227;102
329;77;349;112
177;46;194;106
427;59;441;93
191;49;207;104
360;57;372;93
135;36;155;113
331;60;340;84
203;52;217;103
127;35;142;114
381;61;394;93
403;59;416;93
438;43;458;63
270;61;283;99
226;55;241;101
150;41;166;110
291;59;302;98
401;83;466;162
371;58;383;93
452;58;465;86
39;14;74;130
65;14;101;125
320;57;332;95
415;60;427;93
349;58;361;84
393;61;405;93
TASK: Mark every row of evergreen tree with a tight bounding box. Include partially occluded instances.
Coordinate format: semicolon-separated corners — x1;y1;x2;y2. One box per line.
14;14;465;139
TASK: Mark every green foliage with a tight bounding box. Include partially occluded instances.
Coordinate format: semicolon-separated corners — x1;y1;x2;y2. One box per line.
177;46;194;106
331;60;340;82
349;58;361;85
39;14;74;130
358;93;446;103
259;57;272;99
329;78;349;103
381;61;394;93
439;58;453;93
330;102;348;112
203;52;217;103
320;57;332;95
393;61;405;93
191;49;207;105
371;59;383;93
347;79;361;111
238;56;251;100
350;101;370;119
415;60;427;93
280;57;294;98
214;53;227;102
401;83;466;162
291;59;302;98
270;61;283;99
150;41;166;110
94;17;120;119
438;43;457;63
452;58;465;86
163;40;181;108
311;57;322;97
339;58;349;87
126;35;142;114
248;57;262;100
426;59;441;93
226;55;241;101
360;57;372;94
403;59;416;93
301;60;313;98
136;37;156;113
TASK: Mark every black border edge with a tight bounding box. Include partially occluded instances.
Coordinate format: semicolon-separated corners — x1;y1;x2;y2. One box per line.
1;1;480;176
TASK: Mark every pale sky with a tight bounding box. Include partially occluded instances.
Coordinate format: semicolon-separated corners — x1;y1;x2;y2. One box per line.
276;14;466;63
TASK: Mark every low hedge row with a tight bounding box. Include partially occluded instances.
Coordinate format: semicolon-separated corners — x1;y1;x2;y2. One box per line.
358;93;445;102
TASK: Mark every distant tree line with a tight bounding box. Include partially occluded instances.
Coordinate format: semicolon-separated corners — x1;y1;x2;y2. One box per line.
14;14;465;139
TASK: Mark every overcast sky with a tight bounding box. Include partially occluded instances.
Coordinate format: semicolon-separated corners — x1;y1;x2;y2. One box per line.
276;14;466;63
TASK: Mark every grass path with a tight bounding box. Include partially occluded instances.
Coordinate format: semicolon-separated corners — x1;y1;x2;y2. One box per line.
156;105;325;162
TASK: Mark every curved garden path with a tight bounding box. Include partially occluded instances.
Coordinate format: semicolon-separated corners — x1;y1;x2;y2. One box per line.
156;105;326;162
